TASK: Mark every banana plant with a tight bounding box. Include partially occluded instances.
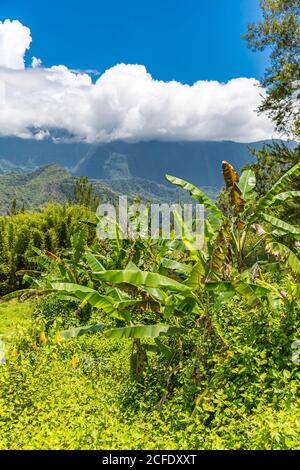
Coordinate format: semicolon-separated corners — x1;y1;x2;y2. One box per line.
5;161;299;376
48;257;193;377
166;161;300;307
7;234;193;376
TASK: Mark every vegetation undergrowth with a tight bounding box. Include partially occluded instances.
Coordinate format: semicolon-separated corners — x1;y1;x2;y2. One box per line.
0;291;299;450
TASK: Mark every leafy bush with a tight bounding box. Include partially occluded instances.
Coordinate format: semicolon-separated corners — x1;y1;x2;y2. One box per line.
0;203;96;294
0;300;299;450
32;295;92;332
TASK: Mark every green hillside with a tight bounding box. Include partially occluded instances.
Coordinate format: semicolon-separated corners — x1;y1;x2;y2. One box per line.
0;164;72;213
0;165;118;213
0;164;214;213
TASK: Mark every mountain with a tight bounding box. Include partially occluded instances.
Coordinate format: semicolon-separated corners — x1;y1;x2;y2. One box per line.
0;137;283;188
0;164;202;214
0;165;116;213
0;165;71;213
0;137;92;173
75;140;260;188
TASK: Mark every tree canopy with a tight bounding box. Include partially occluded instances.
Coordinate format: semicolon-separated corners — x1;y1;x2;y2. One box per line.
244;0;300;139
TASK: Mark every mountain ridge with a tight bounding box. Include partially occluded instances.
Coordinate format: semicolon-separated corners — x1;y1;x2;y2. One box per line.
0;136;290;188
0;164;202;213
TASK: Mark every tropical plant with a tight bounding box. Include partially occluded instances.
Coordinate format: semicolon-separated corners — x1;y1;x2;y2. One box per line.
0;203;96;294
5;161;299;378
166;160;300;307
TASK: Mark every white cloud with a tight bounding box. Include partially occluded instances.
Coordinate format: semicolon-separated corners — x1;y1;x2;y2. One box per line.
0;19;31;69
0;20;276;143
31;56;42;68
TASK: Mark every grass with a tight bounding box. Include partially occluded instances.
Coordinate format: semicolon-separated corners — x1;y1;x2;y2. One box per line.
0;301;32;339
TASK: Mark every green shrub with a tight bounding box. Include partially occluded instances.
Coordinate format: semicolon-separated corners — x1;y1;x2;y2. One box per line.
32;295;92;332
0;327;299;450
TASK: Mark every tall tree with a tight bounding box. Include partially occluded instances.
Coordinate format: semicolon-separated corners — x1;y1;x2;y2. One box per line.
74;176;100;211
10;198;18;216
243;0;300;223
244;0;300;139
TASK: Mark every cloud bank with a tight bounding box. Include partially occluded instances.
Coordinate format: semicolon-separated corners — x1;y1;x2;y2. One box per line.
0;19;32;69
0;19;276;143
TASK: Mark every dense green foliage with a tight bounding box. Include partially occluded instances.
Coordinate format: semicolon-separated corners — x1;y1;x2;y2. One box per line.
74;176;100;211
245;143;300;223
0;203;95;294
0;292;299;450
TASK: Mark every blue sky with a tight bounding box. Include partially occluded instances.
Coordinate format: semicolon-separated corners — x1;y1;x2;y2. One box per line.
1;0;266;84
0;1;275;143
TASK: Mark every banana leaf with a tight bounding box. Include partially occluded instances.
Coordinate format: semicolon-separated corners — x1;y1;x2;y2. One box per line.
94;270;191;292
261;214;300;236
238;169;256;200
253;162;300;216
85;252;105;272
60;323;106;339
165;174;222;219
104;324;181;339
